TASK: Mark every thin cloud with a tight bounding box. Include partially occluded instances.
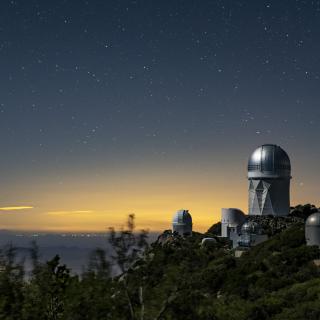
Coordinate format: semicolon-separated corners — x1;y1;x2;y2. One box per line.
0;206;34;211
46;210;94;216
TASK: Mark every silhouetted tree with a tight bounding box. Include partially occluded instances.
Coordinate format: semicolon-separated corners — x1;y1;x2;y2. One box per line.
108;214;148;320
24;255;71;320
0;245;24;319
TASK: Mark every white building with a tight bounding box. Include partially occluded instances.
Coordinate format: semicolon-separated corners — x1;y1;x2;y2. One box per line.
172;209;192;236
248;144;291;216
305;212;320;247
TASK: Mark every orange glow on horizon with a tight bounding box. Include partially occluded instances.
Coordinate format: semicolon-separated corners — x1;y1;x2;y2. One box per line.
0;160;316;233
0;206;34;211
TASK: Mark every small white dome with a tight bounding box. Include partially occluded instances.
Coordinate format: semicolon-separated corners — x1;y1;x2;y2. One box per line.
306;212;320;226
201;237;217;247
221;208;246;226
172;209;192;236
305;212;320;247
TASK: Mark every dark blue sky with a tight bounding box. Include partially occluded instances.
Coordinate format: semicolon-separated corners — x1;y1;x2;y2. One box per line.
0;0;319;230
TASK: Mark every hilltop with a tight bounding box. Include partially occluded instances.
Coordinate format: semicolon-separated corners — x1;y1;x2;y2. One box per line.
119;225;319;319
0;205;319;319
110;204;320;319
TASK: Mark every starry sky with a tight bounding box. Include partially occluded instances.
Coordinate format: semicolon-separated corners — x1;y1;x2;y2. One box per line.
0;0;319;232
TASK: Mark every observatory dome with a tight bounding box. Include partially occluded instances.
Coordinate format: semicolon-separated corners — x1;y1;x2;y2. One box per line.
305;212;320;247
248;144;291;179
172;209;192;236
201;237;217;248
221;208;246;226
306;212;320;227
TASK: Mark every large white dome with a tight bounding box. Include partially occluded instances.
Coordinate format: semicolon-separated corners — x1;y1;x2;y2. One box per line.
248;144;291;179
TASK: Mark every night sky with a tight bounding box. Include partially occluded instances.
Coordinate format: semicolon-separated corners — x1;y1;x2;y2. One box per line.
0;0;319;231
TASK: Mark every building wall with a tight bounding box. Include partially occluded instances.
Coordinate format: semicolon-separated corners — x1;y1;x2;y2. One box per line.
173;223;192;236
305;225;320;247
248;178;290;216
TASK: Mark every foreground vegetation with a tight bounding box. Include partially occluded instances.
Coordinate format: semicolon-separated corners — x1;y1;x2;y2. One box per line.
0;206;320;320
